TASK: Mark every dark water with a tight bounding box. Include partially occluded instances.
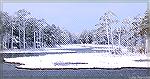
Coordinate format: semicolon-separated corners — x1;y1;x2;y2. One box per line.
1;63;150;79
1;49;150;79
2;48;92;58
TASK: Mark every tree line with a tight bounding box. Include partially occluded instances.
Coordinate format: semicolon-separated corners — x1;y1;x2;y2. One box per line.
0;9;79;49
0;9;149;53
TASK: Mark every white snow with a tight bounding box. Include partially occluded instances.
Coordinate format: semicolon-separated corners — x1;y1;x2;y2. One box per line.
3;44;150;69
2;48;76;53
56;44;91;49
4;53;150;69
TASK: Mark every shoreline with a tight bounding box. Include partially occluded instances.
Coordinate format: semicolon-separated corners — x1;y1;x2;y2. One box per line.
15;66;150;70
3;53;150;70
3;61;150;70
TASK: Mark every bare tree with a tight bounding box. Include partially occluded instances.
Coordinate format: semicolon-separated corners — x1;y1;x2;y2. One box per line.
15;9;31;49
95;11;118;46
139;9;150;54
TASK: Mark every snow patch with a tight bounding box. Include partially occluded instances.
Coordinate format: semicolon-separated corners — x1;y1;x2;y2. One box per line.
4;53;150;69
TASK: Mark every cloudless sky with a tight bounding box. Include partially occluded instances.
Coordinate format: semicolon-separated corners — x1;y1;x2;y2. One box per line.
3;3;147;33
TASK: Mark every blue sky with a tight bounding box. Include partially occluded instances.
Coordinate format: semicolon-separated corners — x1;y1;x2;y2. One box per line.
3;3;147;33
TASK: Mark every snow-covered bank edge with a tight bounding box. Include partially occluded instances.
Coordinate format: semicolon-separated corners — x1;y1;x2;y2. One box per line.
4;59;150;70
4;60;25;65
4;53;150;70
15;66;150;70
1;49;76;53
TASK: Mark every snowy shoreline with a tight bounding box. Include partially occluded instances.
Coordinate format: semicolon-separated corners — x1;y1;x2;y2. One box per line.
4;53;150;70
15;66;150;70
2;44;150;70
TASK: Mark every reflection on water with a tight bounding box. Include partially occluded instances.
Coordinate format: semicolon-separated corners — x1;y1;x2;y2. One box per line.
2;63;150;79
2;48;93;58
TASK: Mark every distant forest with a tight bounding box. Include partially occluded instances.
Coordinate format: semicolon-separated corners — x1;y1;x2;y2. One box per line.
0;9;149;53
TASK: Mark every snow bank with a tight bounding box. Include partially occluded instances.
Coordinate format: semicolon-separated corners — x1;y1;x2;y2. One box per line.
3;44;150;69
57;44;91;49
4;53;150;69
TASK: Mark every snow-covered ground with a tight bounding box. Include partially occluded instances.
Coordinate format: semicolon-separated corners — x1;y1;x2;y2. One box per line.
56;44;91;49
4;53;150;69
3;44;150;69
2;49;76;53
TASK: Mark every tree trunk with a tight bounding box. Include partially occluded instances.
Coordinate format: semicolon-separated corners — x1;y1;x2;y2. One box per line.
19;30;21;49
0;35;2;50
39;31;41;48
111;29;114;52
23;29;25;49
146;35;150;56
41;33;43;48
5;41;7;49
11;27;13;49
119;29;121;48
33;32;36;49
